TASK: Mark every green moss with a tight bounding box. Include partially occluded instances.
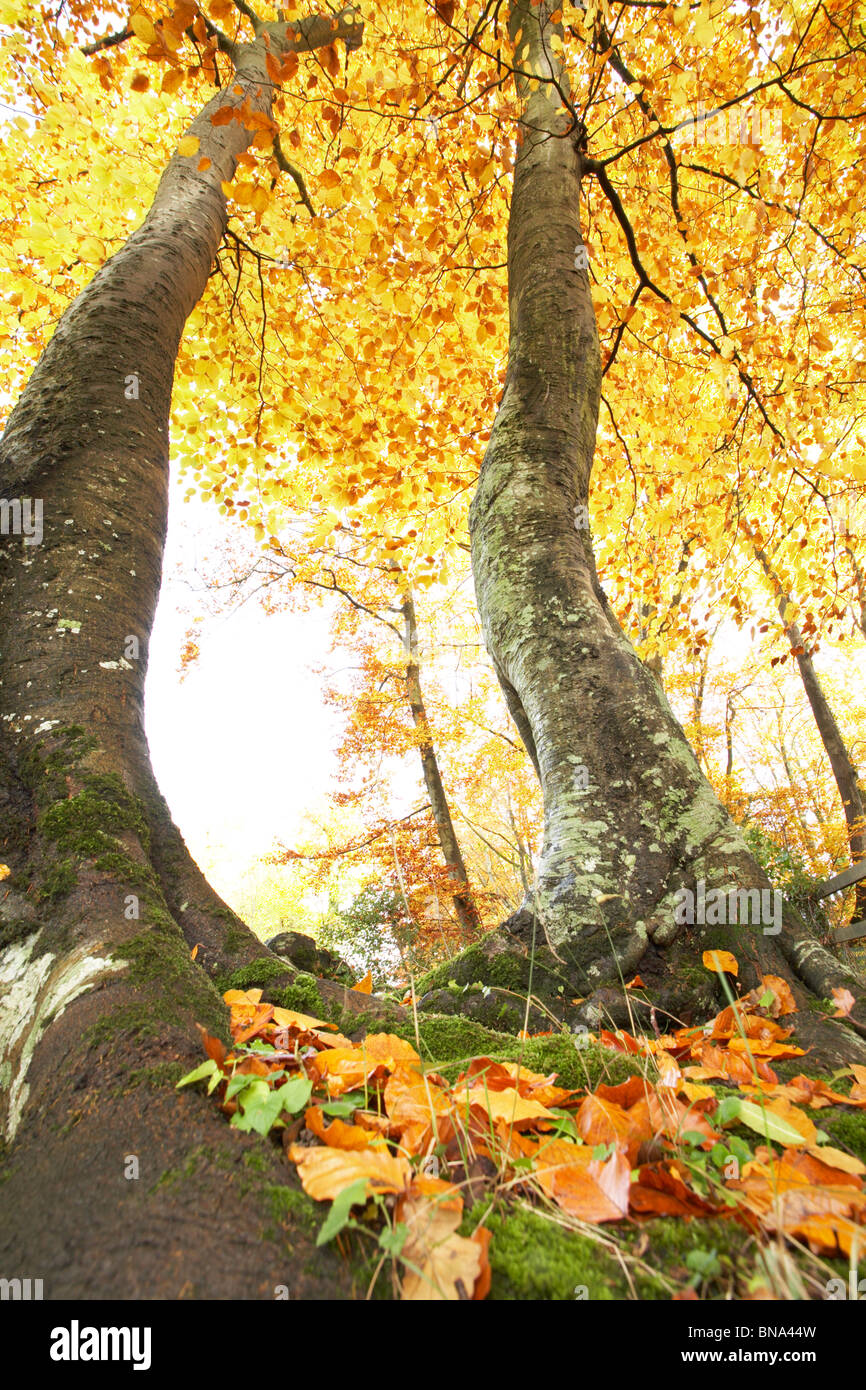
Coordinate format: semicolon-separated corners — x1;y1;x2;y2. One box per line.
152;1144;215;1192
265;1183;320;1235
18;726;97;808
125;1062;186;1090
418;943;530;995
85;1001;182;1046
275;973;325;1017
383;1012;644;1090
0;918;39;951
464;1200;633;1300
623;1215;747;1296
820;1108;866;1163
116;927;229;1042
242;1151;270;1174
36;860;76;902
397;1014;516;1062
39;775;149;858
215;957;292;994
519;1035;643;1090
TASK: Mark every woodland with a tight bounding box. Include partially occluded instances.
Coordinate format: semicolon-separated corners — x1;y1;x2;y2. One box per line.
1;0;866;1304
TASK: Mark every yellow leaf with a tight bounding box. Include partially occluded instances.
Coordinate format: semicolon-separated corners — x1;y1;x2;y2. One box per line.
0;864;10;881
352;971;373;993
130;12;157;43
177;135;200;157
702;950;739;976
399;1190;481;1300
452;1084;556;1126
289;1143;411;1200
271;1006;331;1031
250;185;270;214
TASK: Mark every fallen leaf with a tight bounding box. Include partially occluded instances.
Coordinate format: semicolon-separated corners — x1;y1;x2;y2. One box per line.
271;1005;332;1032
520;1135;631;1222
290;1143;411;1201
399;1187;481;1300
455;1083;557;1128
304;1105;379;1151
631;1162;725;1218
352;971;373;994
703;949;739;976
384;1067;451;1153
472;1227;492;1300
832;987;855;1018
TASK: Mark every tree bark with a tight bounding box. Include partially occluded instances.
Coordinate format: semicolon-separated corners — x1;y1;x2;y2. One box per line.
0;8;374;1297
753;544;866;920
467;0;865;1038
401;591;480;940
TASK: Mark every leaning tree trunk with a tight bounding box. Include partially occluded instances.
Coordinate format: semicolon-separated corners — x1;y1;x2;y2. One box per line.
467;0;866;1045
0;8;384;1300
401;591;481;940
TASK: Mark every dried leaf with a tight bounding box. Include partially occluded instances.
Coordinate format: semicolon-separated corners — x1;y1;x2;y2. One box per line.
290;1143;411;1201
702;949;739;976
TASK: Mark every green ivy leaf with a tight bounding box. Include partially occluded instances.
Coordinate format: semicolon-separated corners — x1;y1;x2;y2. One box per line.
316;1179;371;1247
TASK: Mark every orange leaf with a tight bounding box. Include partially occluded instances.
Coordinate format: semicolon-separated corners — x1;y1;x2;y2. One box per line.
398;1187;480;1300
289;1144;411;1201
757;975;797;1015
631;1162;725;1217
832;987;855;1018
702;949;739;976
304;1105;378;1150
384;1067;451;1154
195;1024;226;1065
524;1136;631;1223
352;971;373;993
472;1227;492;1300
454;1083;557;1128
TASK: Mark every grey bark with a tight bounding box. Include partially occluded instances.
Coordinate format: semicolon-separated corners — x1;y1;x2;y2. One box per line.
401;591;480;939
754;545;866;918
467;0;865;1029
0;10;375;1297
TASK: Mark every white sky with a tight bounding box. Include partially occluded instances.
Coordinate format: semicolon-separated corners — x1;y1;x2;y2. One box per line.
144;482;345;907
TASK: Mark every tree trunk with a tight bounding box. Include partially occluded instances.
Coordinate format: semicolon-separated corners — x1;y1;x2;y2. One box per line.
0;8;378;1298
467;0;865;1041
754;544;866;920
401;592;480;939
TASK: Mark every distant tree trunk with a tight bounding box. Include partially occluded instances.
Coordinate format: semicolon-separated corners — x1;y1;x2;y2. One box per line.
0;9;375;1299
401;591;480;940
753;544;866;920
467;0;865;1038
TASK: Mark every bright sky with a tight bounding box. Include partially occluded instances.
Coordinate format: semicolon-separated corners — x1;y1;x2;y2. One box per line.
145;483;344;910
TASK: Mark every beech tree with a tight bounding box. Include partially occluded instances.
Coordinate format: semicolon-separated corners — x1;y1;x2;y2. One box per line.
2;0;866;1296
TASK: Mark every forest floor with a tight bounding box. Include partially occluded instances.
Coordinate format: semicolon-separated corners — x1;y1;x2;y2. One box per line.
173;948;866;1301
